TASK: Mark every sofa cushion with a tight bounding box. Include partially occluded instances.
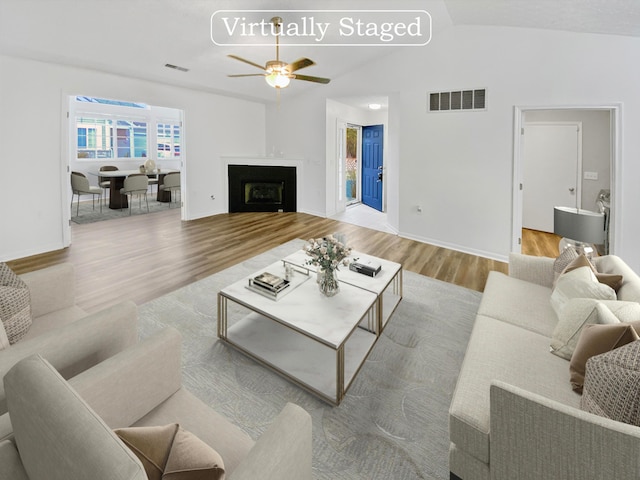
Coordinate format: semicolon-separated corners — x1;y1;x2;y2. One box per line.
449;315;581;465
0;439;30;480
0;322;9;350
581;340;640;426
3;355;147;480
477;271;558;337
0;263;32;344
132;388;254;476
569;322;640;392
550;266;617;317
115;423;225;480
550;299;640;360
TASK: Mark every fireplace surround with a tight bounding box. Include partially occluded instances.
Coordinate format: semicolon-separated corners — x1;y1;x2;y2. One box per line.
228;165;297;213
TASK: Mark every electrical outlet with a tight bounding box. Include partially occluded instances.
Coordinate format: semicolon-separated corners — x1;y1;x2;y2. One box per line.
210;195;216;200
584;171;598;180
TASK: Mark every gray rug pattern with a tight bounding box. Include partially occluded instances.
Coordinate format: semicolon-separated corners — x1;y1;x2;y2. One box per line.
71;196;174;224
138;239;481;479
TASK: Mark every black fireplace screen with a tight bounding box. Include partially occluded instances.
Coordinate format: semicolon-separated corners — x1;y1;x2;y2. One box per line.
228;165;296;212
244;181;284;205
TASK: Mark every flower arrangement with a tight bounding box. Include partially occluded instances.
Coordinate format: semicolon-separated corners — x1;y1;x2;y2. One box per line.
304;235;353;272
304;235;354;296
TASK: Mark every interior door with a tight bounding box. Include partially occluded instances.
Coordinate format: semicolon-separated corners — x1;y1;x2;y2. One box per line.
361;124;383;212
522;123;581;233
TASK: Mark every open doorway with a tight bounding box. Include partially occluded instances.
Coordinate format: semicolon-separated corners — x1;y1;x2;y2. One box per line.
65;95;184;227
513;105;620;256
346;124;361;206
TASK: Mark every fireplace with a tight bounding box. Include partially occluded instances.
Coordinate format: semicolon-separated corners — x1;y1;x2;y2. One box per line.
228;165;297;212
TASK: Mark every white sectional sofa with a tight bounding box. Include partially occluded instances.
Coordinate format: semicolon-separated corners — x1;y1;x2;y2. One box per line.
449;253;640;480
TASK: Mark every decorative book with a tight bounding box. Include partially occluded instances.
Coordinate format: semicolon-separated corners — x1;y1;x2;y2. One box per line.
349;260;382;277
253;272;288;291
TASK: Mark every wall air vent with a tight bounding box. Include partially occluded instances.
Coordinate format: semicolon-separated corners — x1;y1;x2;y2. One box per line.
428;88;486;112
164;63;189;72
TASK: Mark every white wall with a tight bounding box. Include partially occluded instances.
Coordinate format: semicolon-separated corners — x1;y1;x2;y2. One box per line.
266;26;640;269
0;54;265;261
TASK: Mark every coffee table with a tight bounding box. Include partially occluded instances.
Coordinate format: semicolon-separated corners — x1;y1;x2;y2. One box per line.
217;251;402;405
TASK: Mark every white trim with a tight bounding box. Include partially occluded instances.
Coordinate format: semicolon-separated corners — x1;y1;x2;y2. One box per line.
399;232;508;263
512;104;621;255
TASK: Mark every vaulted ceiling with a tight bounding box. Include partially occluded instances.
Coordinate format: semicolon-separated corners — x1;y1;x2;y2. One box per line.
1;0;638;104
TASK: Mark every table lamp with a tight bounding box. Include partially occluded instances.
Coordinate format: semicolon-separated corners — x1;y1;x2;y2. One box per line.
553;206;605;258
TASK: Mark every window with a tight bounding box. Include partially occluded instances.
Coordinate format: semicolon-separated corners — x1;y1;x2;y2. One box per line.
157;122;181;158
116;120;148;158
76;117;114;159
73;96;180;162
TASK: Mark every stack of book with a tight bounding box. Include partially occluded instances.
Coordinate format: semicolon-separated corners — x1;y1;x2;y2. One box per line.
349;260;382;277
251;272;290;295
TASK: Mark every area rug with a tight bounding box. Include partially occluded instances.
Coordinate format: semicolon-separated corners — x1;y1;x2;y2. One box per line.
71;197;174;224
138;239;481;479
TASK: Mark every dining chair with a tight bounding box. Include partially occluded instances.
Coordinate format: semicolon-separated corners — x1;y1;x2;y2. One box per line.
70;171;102;216
144;159;158;193
98;165;118;206
159;172;181;208
119;173;149;215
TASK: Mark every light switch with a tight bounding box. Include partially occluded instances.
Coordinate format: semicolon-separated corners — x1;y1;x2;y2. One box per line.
584;171;598;180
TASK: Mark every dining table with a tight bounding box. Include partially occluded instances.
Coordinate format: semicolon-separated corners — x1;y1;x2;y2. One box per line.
88;168;179;209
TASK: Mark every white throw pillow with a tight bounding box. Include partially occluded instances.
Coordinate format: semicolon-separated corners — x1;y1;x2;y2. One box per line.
551;298;622;360
550;266;617;316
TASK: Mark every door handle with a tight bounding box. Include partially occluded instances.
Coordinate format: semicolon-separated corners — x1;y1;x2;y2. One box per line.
569;187;575;193
377;172;383;182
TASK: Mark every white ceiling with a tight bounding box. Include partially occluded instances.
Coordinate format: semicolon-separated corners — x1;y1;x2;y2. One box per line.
1;0;639;107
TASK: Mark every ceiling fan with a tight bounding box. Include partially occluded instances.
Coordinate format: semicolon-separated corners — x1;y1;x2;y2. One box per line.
227;16;331;89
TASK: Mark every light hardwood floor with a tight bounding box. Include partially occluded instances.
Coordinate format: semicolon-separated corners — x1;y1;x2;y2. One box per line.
8;211;562;314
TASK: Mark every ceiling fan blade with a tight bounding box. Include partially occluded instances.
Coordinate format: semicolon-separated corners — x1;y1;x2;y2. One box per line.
292;74;331;84
287;57;315;73
228;74;267;78
227;54;266;71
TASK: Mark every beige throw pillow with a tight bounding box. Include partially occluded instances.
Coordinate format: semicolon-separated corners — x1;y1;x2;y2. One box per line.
550;266;617;317
562;254;624;291
0;263;32;344
570;322;640;392
551;298;640;360
115;424;225;480
553;247;579;285
581;340;640;426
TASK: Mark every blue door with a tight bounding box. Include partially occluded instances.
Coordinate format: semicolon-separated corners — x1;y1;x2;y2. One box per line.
361;125;383;212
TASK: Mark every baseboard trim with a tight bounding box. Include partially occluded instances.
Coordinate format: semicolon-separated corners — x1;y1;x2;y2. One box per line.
398;232;509;263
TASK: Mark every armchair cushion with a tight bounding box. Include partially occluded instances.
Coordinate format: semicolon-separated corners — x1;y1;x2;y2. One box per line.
0;263;32;344
4;354;146;480
115;423;225;480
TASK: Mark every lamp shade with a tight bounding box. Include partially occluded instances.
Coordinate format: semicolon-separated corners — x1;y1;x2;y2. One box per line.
265;72;290;88
553;207;605;244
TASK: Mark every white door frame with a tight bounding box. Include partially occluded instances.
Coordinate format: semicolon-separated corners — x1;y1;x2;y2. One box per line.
512;104;622;254
60;95;187;248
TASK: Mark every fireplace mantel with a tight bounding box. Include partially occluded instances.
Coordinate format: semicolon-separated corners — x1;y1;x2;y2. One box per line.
222;156;303;213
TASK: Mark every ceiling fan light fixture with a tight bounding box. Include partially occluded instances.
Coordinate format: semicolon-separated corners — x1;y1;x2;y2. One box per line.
265;72;290;88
